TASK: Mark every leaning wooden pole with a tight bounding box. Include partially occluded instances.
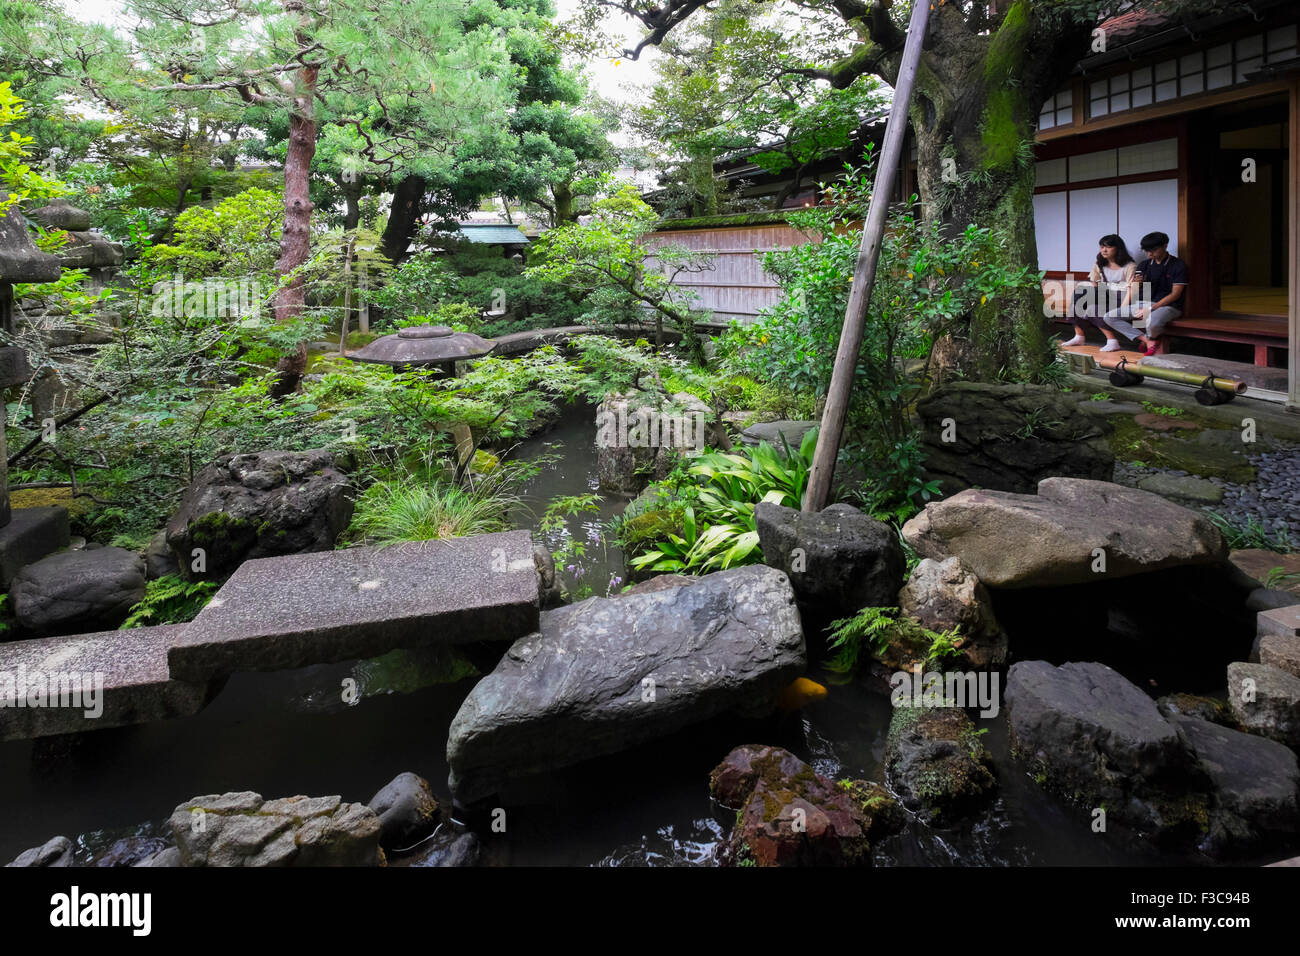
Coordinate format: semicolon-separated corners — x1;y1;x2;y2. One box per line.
802;0;931;512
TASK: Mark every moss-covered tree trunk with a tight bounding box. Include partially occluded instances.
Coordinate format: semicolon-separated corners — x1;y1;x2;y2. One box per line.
825;0;1096;382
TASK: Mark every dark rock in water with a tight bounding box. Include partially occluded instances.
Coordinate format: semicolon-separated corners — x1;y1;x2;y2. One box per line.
5;835;73;867
405;829;481;867
143;531;179;580
134;847;181;867
1227;662;1300;749
10;546;146;635
903;478;1227;589
165;449;354;581
91;835;170;867
987;562;1256;691
885;707;995;827
595;391;709;495
368;772;440;851
916;382;1113;496
532;544;563;609
709;745;889;866
1006;661;1189;838
1157;693;1232;726
755;501;903;618
897;556;1006;669
168;792;384;867
1171;715;1300;856
1247;587;1300;612
446;565;805;804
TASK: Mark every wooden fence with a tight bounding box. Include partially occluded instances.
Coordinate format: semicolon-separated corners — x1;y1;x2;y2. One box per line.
642;221;818;324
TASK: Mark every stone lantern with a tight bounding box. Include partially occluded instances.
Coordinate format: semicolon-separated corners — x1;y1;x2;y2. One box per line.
346;324;496;376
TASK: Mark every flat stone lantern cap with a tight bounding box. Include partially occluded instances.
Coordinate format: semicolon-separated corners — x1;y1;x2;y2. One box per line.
347;324;496;368
0;198;62;283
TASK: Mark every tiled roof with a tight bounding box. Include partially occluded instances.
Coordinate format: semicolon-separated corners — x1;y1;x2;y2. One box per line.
455;223;530;245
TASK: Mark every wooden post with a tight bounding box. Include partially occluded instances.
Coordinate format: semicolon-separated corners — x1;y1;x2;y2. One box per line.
802;0;931;511
1289;75;1299;412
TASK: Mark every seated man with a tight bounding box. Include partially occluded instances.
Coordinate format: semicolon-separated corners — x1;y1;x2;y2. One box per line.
1100;231;1187;355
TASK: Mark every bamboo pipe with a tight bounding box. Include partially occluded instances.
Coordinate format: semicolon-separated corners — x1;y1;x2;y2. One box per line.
1096;355;1247;394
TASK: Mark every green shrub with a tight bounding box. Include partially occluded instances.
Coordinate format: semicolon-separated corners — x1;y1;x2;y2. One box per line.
628;427;816;574
347;473;520;544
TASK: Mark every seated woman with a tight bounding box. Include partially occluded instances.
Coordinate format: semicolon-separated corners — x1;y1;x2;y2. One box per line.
1100;231;1188;356
1062;234;1137;353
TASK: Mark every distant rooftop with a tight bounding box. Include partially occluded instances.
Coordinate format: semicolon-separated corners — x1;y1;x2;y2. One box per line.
455;223;530;245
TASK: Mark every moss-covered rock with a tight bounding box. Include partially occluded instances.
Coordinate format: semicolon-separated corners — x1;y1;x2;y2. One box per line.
885;706;996;827
709;744;878;867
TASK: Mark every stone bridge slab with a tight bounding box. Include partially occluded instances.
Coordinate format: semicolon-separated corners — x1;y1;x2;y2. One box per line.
0;624;213;741
168;531;539;681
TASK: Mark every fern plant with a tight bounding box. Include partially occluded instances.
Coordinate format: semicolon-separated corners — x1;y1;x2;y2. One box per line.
824;607;898;676
824;605;965;680
120;575;220;629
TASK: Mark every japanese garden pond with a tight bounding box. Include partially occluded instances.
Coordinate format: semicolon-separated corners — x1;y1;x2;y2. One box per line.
0;403;1279;868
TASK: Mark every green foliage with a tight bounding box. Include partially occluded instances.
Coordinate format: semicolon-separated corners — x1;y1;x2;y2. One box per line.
347;470;522;545
724;160;1037;514
825;607;897;675
1263;567;1300;590
120;575;219;628
824;606;963;679
628;427;816;574
527;181;712;362
1140;401;1184;418
369;246;585;335
144;188;283;279
541;493;603;533
1206;511;1294;553
0;81;67;214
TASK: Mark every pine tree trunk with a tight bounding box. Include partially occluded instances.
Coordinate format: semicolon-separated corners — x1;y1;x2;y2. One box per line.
269;64;319;399
381;174;427;264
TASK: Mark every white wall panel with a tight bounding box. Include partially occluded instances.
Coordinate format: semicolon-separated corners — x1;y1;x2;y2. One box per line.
1119;178;1179;258
1033;192;1069;271
1069;186;1118;272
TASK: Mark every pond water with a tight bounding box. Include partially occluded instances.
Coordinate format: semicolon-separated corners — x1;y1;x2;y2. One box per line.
506;401;629;600
0;403;1259;867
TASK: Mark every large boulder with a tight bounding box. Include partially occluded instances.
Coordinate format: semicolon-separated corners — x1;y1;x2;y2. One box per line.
10;546;146;635
167;791;384;867
165;449;354;580
1226;662;1300;749
709;745;901;867
885;707;996;827
755;502;904;618
916;382;1113;495
446;565;806;803
897;556;1006;668
1004;660;1299;854
1171;714;1300;856
595;390;710;495
739;420;818;450
1005;661;1194;837
902;478;1226;589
